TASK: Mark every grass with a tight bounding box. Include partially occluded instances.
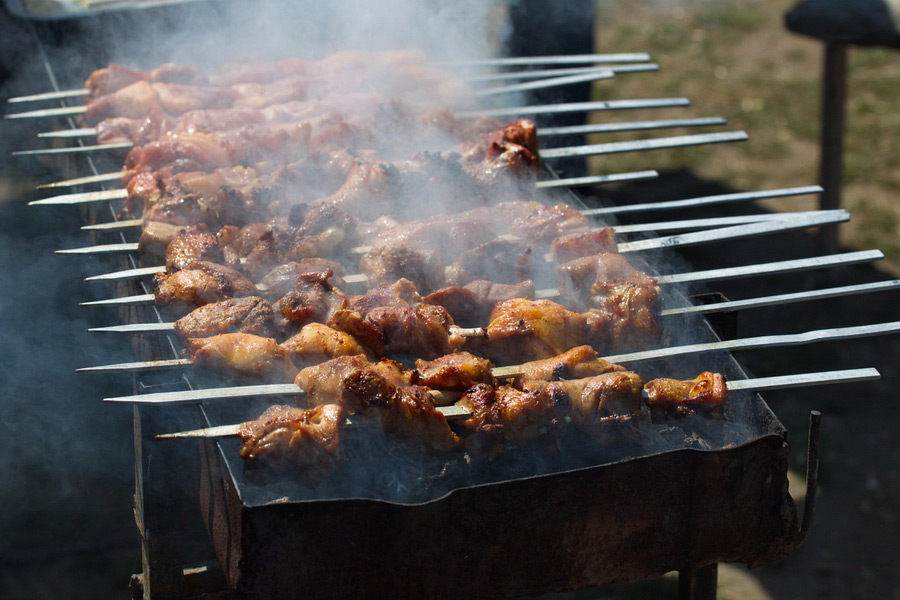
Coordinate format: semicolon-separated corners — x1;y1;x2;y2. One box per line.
590;0;900;268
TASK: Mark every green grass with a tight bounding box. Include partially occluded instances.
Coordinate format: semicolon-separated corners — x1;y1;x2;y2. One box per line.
591;1;900;266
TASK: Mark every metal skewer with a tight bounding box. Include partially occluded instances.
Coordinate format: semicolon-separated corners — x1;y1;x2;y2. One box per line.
77;211;851;302
32;114;722;150
7;54;655;106
60;210;839;256
152;368;878;438
87;280;900;336
76;184;820;236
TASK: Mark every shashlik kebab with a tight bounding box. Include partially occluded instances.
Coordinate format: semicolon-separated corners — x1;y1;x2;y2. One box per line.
156;365;877;487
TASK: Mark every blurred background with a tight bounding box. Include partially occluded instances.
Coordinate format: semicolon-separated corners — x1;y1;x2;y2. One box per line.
1;1;898;598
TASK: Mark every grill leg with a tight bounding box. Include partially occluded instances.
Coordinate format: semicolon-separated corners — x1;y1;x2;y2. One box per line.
678;563;718;600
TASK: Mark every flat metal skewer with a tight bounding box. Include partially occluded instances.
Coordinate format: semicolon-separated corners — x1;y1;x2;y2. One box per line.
474;69;615;98
88;280;900;336
77;184;820;236
77;211;850;300
156;368;878;438
102;349;881;405
33;114;720;150
61;210;837;256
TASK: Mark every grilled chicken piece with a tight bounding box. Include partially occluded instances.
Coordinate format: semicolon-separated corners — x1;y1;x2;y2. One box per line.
164;223;223;272
327;310;387;357
644;372;727;422
364;304;465;359
238;403;346;486
549;228;617;264
456;383;561;460
348;279;422;315
485;298;592;363
173;296;275;343
271;270;350;338
84;80;237;125
295;354;373;408
517;345;625;382
423;279;535;327
281;323;376;369
296;356;458;453
507;202;590;244
414;352;496;390
445;239;532;286
185;333;299;382
138;220;186;260
358;244;445;294
458;118;541;183
555;253;656;307
152;261;257;313
588;282;663;353
259;259;348;300
555;253;663;352
524;370;644;431
86;63;208;100
366;204;499;257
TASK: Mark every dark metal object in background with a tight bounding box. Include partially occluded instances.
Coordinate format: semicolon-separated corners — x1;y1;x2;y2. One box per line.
785;0;900;256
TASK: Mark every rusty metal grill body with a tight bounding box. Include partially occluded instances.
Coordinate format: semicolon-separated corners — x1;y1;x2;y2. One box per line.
12;6;812;599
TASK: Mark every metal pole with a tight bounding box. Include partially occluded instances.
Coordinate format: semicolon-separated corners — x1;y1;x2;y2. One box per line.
818;42;848;256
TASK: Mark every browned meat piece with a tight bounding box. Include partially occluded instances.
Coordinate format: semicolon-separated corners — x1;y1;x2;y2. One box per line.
364;304;465;359
458;118;541;183
508;202;589;244
550;228;617;264
555;253;652;307
137;220;185;260
414;352;495;390
238;403;346;486
295;354;373;408
281;323;376;369
239;206;358;279
347;279;422;315
185;333;299;382
327;310;387;357
219;222;272;265
152;261;257;313
374;384;461;453
518;345;625;382
524;370;644;432
84;80;237;125
423;279;535;327
485;298;591;363
366;205;499;257
358;245;444;294
445;239;532;286
587;278;663;353
284;204;359;257
173;296;275;343
456;383;560;460
85;63;208;98
259;259;348;300
164;223;223;272
339;368;460;453
644;372;727;422
271;271;350;337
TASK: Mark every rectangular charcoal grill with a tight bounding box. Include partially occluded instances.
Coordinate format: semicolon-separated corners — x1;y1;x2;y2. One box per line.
5;3;898;599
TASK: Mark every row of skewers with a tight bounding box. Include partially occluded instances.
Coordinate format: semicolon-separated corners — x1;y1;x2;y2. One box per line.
10;50;897;486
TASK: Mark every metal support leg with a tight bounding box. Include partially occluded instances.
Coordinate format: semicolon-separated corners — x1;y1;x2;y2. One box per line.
818;42;847;257
678;563;718;600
